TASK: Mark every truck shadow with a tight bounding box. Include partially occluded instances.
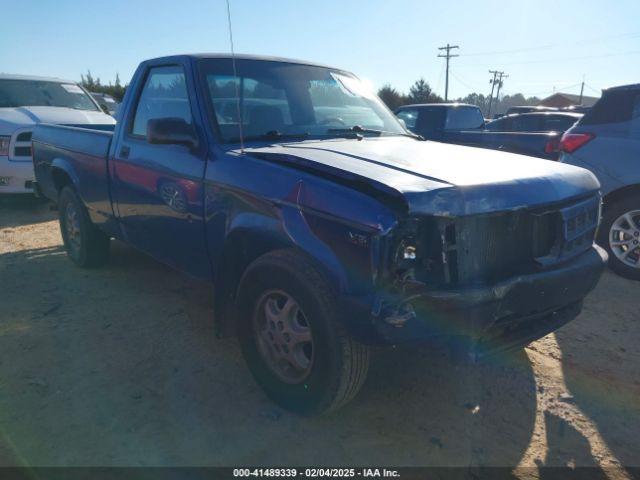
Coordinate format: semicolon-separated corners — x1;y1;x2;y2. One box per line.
0;195;56;228
1;242;539;467
554;271;640;471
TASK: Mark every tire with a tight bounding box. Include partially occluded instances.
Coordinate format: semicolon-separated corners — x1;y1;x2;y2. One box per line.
58;186;110;268
597;195;640;280
236;249;370;415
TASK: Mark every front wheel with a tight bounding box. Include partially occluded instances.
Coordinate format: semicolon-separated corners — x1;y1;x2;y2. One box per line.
597;195;640;280
236;249;370;415
58;186;110;268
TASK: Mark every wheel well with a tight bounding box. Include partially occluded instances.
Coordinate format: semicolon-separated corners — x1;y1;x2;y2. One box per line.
213;230;290;338
603;184;640;210
51;168;73;194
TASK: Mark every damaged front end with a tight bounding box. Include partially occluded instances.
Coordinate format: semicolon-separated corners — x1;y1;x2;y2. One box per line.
368;194;607;357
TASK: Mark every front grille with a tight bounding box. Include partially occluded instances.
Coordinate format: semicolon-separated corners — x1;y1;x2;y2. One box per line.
386;195;600;289
452;212;535;284
445;195;600;285
536;195;600;266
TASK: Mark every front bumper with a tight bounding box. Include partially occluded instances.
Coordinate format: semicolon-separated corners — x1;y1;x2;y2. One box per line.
0;156;35;194
344;244;607;353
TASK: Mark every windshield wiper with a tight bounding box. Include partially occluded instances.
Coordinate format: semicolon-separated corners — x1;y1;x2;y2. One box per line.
398;131;425;140
326;125;424;140
327;125;383;137
228;131;310;143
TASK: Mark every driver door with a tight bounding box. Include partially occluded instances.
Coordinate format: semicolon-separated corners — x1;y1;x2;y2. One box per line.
111;63;211;280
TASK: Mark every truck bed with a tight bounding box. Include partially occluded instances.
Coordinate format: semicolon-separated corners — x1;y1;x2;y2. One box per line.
32;123;116;225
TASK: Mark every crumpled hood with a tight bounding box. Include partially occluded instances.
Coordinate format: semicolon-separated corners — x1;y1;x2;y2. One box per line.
0;106;115;133
245;136;601;217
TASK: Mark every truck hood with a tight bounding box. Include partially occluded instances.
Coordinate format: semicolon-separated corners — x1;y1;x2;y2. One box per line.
245;137;600;216
0;106;115;134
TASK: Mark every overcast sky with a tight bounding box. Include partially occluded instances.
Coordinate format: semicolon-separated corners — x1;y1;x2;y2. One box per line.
2;0;639;99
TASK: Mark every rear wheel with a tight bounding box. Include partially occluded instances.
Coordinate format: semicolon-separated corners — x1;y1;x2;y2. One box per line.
58;186;110;268
597;195;640;280
236;249;370;415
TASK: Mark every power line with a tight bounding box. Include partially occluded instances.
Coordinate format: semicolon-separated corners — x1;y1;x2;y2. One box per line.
449;71;480;92
585;83;602;95
438;43;459;101
506;82;582;97
460;45;553;57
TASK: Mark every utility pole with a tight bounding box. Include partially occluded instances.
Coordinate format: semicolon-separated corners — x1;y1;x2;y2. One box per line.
487;70;507;118
438;43;459;101
494;71;508;113
487;70;499;118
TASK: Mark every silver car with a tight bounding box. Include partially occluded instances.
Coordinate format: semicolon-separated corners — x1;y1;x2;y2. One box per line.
560;83;640;280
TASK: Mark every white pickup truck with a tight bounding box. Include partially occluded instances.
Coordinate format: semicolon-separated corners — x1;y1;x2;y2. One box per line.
0;74;115;194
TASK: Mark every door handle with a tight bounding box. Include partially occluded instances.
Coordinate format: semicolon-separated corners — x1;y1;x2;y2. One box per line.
119;146;130;159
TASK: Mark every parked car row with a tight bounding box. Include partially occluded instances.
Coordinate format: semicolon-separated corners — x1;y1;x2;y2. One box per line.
395;103;576;160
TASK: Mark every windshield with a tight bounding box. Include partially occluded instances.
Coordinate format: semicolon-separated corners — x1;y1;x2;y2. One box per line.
0;79;99;111
198;58;406;143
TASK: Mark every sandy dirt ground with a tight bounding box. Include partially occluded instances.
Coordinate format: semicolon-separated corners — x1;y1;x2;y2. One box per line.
0;196;638;477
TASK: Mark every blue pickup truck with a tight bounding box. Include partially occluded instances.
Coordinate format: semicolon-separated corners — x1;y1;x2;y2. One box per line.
33;54;607;414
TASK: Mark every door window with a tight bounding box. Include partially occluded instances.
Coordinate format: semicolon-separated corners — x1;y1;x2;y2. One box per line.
543;115;578;132
444;107;484;130
396;109;419;130
131;65;193;137
415;108;446;137
582;89;638;126
510;115;542;132
484;117;510;131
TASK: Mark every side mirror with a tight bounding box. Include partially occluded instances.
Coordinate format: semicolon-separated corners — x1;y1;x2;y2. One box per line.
100;103;110;114
147;117;198;149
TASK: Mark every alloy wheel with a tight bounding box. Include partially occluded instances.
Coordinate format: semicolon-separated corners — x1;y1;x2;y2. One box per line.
609;209;640;268
252;289;314;384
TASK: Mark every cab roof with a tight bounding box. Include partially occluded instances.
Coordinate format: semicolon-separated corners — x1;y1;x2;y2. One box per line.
144;53;339;71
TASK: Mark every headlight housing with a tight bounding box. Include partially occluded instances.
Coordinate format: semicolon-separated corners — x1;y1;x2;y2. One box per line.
386;217;450;287
0;136;10;156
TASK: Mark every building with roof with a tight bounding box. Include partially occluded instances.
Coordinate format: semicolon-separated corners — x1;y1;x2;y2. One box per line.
538;92;600;108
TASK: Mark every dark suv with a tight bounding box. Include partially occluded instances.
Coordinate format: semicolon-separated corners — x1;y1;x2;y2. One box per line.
560;84;640;280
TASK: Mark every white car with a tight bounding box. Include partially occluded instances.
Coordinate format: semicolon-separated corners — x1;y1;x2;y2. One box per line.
0;74;115;194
